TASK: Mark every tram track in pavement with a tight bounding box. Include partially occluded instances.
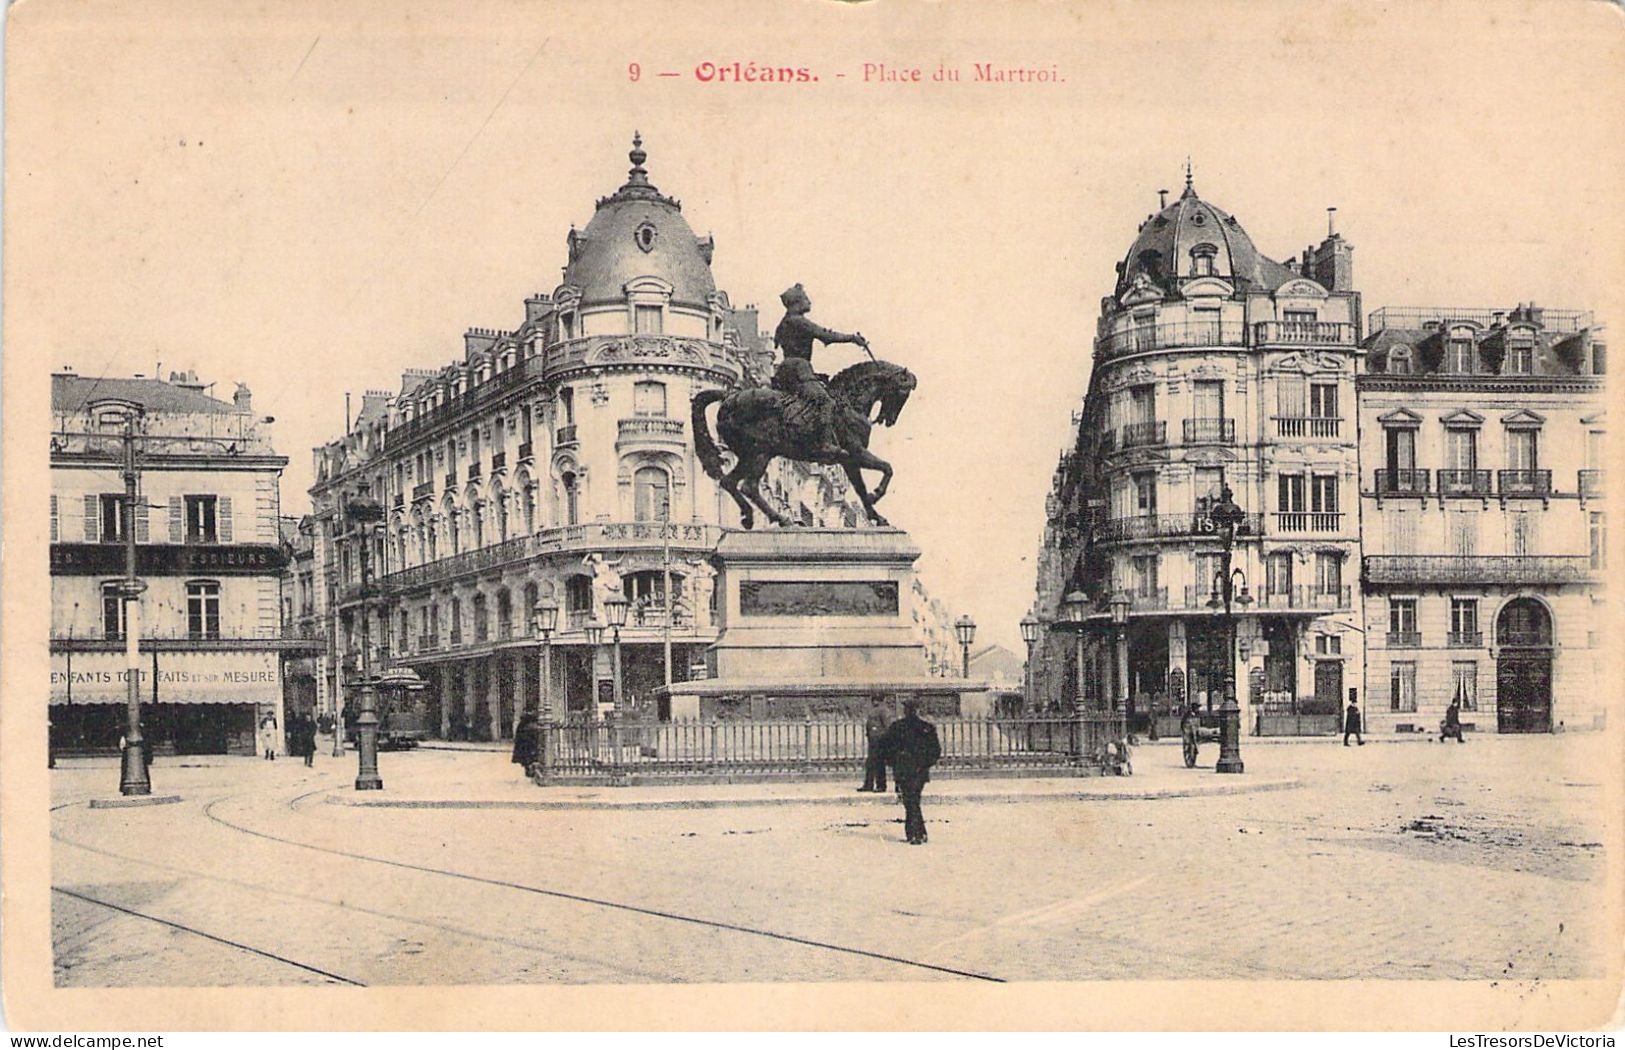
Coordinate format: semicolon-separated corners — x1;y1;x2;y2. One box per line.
52;775;1006;983
203;789;1008;983
51;885;368;985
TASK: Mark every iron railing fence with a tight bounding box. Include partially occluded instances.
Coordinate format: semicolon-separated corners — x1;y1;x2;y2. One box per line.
1364;555;1595;585
1580;469;1603;498
1437;469;1492;496
535;713;1128;782
1498;469;1552;496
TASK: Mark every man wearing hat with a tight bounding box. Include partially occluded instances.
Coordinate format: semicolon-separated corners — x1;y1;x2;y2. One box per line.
773;283;869;457
875;698;943;845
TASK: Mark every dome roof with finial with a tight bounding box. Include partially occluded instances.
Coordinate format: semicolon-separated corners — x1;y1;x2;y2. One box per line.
560;133;717;307
1114;163;1298;299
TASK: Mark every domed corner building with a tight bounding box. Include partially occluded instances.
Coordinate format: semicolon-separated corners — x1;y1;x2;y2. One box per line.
306;135;870;739
1030;172;1366;737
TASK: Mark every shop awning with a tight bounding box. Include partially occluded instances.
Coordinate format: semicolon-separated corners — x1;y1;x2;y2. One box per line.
51;650;280;705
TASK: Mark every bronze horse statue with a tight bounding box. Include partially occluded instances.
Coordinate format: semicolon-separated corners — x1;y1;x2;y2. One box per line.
692;360;916;528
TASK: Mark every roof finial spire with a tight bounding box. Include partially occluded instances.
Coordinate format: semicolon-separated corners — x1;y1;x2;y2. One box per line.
1181;157;1196;199
627;130;648;183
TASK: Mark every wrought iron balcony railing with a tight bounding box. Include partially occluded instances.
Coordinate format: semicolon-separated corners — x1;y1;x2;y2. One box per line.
1498;469;1552;497
1437;469;1492;496
1128;587;1168;611
1375;468;1430;495
1274;416;1342;438
517;441;533;461
412;481;434;501
1580;469;1603;498
1447;630;1484;648
1095;512;1262;543
1252;320;1356;346
1095;320;1247;361
1364;555;1596;585
555;425;578;446
1274;511;1343;533
1182;418;1235;444
1499;628;1553;648
491;451;506;472
1120;421;1167;448
445;470;457;489
1386;631;1422;648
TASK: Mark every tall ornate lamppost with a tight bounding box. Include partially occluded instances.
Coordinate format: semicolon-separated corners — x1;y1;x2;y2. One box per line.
90;400;151;796
605;594;629;714
1206;480;1249;774
514;600;557;773
346;496;386;790
954;615;977;678
1019;613;1040;711
1109;592;1131;714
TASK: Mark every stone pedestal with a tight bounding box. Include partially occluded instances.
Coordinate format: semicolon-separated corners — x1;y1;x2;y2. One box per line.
663;528;987;720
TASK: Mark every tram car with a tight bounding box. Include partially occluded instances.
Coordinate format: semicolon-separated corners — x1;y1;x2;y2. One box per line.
343;688;432;750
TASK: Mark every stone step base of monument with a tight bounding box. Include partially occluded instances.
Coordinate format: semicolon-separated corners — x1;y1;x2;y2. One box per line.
535;766;1102;789
661;676;989;721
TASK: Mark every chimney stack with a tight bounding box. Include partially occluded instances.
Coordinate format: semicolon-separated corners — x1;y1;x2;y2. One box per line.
1327;207;1338;237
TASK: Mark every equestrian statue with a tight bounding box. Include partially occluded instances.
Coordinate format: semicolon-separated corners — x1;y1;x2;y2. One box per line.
692;283;916;529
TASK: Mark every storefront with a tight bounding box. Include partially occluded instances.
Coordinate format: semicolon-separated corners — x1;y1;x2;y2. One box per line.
50;649;283;756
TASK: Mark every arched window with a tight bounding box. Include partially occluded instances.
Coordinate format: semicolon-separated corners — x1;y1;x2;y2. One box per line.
634;465;669;522
523;582;539;632
472;501;486;547
565;575;593;622
1497;598;1552;648
1190;243;1218;277
1387;345;1413;375
496;589;513;639
472;593;489;642
523;484;537;534
1446;328;1477;373
561;472;580;525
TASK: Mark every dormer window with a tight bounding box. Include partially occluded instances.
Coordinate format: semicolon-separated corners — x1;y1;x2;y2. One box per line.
1505;331;1534;374
1388;345;1413;375
1190;243;1218;277
560;313;576;341
1446;328;1477;373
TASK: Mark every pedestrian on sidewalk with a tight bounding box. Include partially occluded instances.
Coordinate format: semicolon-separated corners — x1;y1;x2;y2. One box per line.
1343;699;1364;747
857;695;891;793
294;714;317;766
258;714;279;760
875;699;942;845
1440;699;1465;744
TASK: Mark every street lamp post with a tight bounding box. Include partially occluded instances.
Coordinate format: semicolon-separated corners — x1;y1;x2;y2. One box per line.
1019;613;1040;712
605;594;629;714
346;497;386;790
1109;592;1131;715
1062;590;1089;711
954;615;977;678
93;401;152;796
521;600;558;775
1206;479;1249;774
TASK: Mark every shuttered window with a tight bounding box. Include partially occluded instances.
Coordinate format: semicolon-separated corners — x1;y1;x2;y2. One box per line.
84;494;100;542
50;496;59;543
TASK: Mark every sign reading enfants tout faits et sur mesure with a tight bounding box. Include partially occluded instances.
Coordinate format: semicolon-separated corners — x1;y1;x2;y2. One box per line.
49;650;279;704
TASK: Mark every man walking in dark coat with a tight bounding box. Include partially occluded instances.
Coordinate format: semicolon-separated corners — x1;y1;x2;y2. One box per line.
1344;699;1365;746
857;695;891;792
875;699;942;845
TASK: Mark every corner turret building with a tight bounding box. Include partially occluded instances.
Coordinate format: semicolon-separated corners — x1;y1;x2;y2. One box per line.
1034;173;1365;734
307;137;955;740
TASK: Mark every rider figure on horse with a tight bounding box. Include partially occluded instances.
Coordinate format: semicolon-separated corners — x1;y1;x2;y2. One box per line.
773;283;868;457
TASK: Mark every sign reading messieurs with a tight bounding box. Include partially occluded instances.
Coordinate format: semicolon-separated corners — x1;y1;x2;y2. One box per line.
738;580;899;617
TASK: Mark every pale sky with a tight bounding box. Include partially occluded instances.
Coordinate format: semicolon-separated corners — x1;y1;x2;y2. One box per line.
10;0;1624;651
